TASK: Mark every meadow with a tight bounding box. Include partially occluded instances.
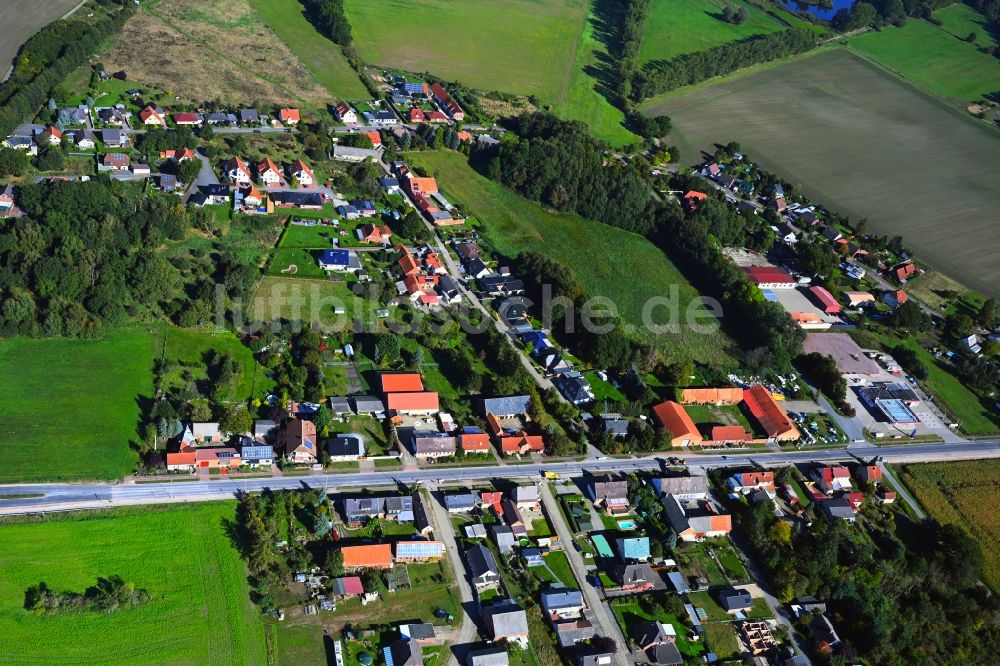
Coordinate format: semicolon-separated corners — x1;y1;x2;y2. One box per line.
406;151;740;365
0;503;267;664
251;276;378;331
153;326;275;400
639;0;783;63
0;329;154;483
247;0;368;100
647;48;1000;300
344;0;585;102
849;10;1000;102
900;461;1000;592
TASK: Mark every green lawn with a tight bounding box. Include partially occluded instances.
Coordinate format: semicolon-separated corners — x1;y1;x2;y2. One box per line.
639;0;784;63
935;3;999;47
251;276;377;331
542;550;578;588
155;326;274;400
405;151;738;366
582;371;628;403
0;330;154;483
247;0;368;100
611;602;705;658
344;0;586;103
550;3;638;146
278;223;341;249
850;14;1000;102
266;248;330;278
0;503;266;664
876;334;1000;435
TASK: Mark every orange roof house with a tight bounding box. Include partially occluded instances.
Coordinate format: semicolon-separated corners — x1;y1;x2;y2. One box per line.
742;384;799;441
460;432;491;452
682;190;708;212
341;544;392;569
379;372;424;393
166;451;197;470
386;392;440;414
680;387;743;405
710;425;749;443
365;130;382;147
500;433;545;455
359;224;392;244
410;108;426;123
278;108;300;124
406;177;438;196
856;465;883;483
894;262;916;282
398;247;421;275
652;401;702;447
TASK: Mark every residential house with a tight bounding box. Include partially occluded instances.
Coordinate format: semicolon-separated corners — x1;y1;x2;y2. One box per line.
500;433;544;456
358;223;393;244
651;401;702;447
280;418;318;464
662;493;732;541
437;275;462;304
634;622;683;666
466;543;501;589
513;485;539;510
466;524;488;539
160;147;197;162
479;275;524;297
278;108;300;125
351;395;385;416
395;541;445;562
98;128;128;148
385;495;414;522
482;601;529;643
727;471;776;496
96;107;128;126
821;497;858;524
541;584;585;620
257;157;282;185
139;105;165;126
224;157;253;185
400;623;437;644
332;145;380;162
239;108;261;124
812;466;852;494
0;184;20;218
318;249;362;272
253;419;278;442
130;163;151;176
467;648;508;666
810;614;841;653
482;395;531;419
429;83;465;120
328;433;365;461
717;587;753;613
362;110;398;126
553;616;596;648
39;125;62;146
385;639;422;666
554;372;595;406
343;497;383;526
172;112;201;126
334;102;358;124
464;258;491;279
856;465;882;484
158;174;178;193
341;544;393;569
193;447;242;470
101;152;130;171
73;129;96;149
239;443;275;468
590;478;630;514
616;563;659;592
379;177;401;195
743;384;800;441
288;159;314;186
192;184;231;206
616;537;651;561
444;492;478;513
490;525;516;555
654;476;709;500
204;111;230;125
501;498;527;537
577;652;614;666
413;492;434;536
411;431;457;459
844;291;875;307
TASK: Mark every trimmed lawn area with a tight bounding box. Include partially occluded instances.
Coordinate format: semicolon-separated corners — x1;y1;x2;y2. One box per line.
649;48;1000;301
639;0;783;63
685;403;758;438
267;248;328;278
935;3;999;47
344;0;586;104
247;0;368;99
405;151;738;366
850;13;1000;102
330;416;390;456
685;590;732;622
0;329;154;483
0;503;266;664
582;371;627;403
900;460;1000;592
611;601;705;658
542;550;578;588
278;222;341;249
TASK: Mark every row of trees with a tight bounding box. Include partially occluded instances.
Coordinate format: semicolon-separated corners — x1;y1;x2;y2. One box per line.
23;576;150;614
614;0;651;104
0;6;132;136
630;29;816;101
832;0;953;31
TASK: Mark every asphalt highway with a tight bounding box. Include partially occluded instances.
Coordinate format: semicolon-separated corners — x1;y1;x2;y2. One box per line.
3;439;1000;515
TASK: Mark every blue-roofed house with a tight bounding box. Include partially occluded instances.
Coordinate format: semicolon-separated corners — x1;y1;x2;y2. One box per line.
337;204;360;220
616;537;651;561
521;330;553;355
395;540;445;562
380;177;402;195
481;395;531;418
540;584;585;619
351;199;377;217
318;249;361;273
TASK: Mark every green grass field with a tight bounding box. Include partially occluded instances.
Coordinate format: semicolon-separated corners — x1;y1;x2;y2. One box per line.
639;0;783;63
344;0;585;101
278;223;340;249
154;326;275;401
251;276;377;330
246;0;368;99
406;151;739;365
935;3;999;46
267;248;328;278
0;503;266;664
648;48;1000;301
900;460;1000;592
850;13;1000;102
550;4;639;146
0;330;154;483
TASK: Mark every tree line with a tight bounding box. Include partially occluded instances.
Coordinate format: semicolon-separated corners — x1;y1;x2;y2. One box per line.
832;0;955;31
0;5;132;136
299;0;352;46
24;576;150;614
630;29;816;101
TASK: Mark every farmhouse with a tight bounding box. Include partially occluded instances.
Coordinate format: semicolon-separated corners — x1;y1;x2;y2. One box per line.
679;387;743;404
651;401;702;447
662;493;732;541
429;83;465;120
743;384;799;441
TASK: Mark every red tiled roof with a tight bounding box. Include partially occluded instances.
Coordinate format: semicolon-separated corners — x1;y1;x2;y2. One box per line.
711;425;749;442
809;286;840;313
365;131;381;146
409;108;426;122
398;250;421;275
167;451;196;466
341;544;392;568
743;384;799;439
742;266;794;284
335;576;364;595
501;433;544;454
651;401;701;442
379;372;424;393
258;157;280;176
279;108;300;123
680;387;743;404
173;112;199;123
461;432;490;451
386;391;439;412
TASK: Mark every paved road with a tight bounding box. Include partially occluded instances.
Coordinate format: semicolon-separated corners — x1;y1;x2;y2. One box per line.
539;483;632;666
879;462;925;519
424;488;480;666
4;438;1000;513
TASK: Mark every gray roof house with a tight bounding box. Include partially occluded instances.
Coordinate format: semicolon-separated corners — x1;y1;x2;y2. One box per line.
400;623;436;642
810;614;841;649
385;495;414;522
577;652;614;666
821;497;857;524
413;492;434;536
444;491;478;513
490;524;516;555
329;396;353;415
553;615;596;648
540;584;585;619
240;444;275;467
239;108;260;123
481;395;531;418
553;372;594;406
512;485;539;508
411;431;457;458
717;587;753;613
590;478;629;511
384;638;422;666
467;648;509;666
328;433;365;460
253;419;278;442
352;395;385;415
482;601;529;641
343;497;383;524
654;476;709;500
466;543;500;589
634;622;682;665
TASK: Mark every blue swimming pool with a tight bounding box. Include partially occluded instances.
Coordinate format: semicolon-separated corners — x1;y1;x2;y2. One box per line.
617;520;638;530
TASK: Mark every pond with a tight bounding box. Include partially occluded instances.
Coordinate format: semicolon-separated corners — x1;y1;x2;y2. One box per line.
782;0;855;20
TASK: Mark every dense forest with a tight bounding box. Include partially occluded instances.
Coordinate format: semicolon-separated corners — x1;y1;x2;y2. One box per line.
732;475;1000;665
630;29;816;100
833;0;959;31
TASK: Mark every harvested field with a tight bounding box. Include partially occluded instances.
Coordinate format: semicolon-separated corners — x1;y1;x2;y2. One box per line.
103;0;330;107
0;0;80;82
647;49;1000;299
900;461;1000;592
903;269;975;313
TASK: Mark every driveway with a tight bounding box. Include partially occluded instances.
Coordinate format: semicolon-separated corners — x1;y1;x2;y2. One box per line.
539;483;633;666
424;488;480;666
182;148;220;203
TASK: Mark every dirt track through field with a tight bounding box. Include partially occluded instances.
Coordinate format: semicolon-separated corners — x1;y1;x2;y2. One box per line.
0;0;81;82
